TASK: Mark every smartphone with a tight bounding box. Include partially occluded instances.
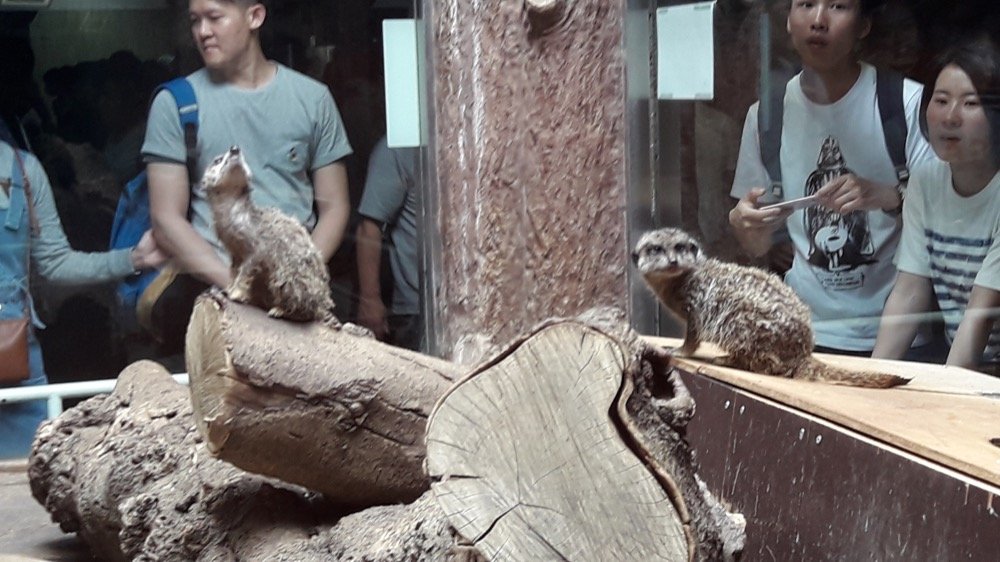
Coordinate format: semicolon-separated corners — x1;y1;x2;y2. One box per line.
760;194;819;212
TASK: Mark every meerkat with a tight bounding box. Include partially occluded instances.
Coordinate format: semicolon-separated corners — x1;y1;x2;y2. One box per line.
200;146;339;326
633;228;907;389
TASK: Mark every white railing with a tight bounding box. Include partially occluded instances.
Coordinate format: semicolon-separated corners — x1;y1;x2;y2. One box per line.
0;374;189;420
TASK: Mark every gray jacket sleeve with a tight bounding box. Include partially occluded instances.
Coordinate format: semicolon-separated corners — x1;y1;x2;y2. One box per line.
23;151;134;284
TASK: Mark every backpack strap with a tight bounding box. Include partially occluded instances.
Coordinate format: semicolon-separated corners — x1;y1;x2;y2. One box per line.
758;73;787;200
155;78;199;176
875;68;910;185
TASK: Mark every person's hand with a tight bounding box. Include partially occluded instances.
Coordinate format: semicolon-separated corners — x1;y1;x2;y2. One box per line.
356;296;389;341
130;230;169;271
814;173;899;214
728;187;792;233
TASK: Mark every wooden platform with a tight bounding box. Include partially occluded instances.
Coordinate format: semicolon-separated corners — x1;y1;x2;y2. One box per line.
644;336;1000;488
645;336;1000;560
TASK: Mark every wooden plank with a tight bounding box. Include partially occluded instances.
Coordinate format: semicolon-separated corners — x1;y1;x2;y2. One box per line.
678;371;1000;560
643;336;1000;487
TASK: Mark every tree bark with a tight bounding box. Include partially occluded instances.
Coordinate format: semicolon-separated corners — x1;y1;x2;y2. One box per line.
426;308;746;561
184;290;463;506
27;361;478;562
429;0;640;363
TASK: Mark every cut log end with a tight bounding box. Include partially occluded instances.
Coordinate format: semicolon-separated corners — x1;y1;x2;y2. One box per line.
427;323;692;561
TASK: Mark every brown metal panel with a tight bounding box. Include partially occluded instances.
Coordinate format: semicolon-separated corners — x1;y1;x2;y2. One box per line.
679;369;1000;561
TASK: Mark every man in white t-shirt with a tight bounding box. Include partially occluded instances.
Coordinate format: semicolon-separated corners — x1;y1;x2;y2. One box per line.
728;0;934;354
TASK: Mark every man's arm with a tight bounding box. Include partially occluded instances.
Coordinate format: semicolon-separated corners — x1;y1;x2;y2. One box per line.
728;188;791;257
147;161;231;287
309;161;350;262
947;286;1000;369
871;272;934;360
355;217;389;340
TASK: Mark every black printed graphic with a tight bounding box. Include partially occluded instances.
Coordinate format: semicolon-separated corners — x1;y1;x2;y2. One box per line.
803;136;875;273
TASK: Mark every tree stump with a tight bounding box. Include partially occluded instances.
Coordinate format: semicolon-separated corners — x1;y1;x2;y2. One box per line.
184;290;463;506
426;313;746;561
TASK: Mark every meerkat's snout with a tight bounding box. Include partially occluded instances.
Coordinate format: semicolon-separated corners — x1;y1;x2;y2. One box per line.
229;146;241;156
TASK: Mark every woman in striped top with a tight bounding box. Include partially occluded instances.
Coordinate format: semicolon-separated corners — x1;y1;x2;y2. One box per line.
873;39;1000;372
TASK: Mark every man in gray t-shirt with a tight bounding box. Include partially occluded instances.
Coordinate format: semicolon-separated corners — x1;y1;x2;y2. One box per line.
356;137;421;351
142;0;352;290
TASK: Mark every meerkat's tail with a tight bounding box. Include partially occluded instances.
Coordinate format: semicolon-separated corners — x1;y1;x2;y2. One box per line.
791;357;910;389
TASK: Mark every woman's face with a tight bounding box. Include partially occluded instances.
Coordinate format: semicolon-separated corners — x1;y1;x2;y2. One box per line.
927;64;994;167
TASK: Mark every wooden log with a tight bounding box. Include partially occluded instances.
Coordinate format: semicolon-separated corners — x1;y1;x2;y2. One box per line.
27;361;480;561
426;310;746;561
184;290;463;506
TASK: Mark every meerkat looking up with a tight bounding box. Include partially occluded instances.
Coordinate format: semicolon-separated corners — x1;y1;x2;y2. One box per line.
633;228;907;389
200;146;339;326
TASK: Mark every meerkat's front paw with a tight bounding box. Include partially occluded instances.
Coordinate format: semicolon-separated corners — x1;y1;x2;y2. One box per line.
675;341;699;357
227;286;249;303
267;306;287;319
341;322;374;338
321;312;343;330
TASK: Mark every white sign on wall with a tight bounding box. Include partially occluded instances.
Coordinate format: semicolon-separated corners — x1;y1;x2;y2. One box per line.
383;19;424;148
657;1;716;100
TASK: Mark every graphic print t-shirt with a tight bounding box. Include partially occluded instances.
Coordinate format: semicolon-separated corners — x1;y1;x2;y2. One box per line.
731;63;934;350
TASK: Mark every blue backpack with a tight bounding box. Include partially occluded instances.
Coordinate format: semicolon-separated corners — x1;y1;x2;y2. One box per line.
110;78;198;310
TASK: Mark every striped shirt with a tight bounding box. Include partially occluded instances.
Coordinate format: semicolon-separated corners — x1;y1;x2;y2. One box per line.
896;159;1000;362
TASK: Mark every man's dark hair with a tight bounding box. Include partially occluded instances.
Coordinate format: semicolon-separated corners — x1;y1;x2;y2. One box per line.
183;0;270;8
220;0;270;8
919;38;1000;164
780;0;883;18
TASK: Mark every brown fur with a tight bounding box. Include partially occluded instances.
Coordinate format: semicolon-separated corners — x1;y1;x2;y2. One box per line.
201;146;338;325
633;228;906;389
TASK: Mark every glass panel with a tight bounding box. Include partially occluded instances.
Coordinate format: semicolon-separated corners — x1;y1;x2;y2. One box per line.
651;0;1000;368
0;0;425;402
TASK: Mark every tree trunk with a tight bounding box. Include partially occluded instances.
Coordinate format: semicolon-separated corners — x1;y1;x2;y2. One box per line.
27;361;479;562
184;290;463;506
428;0;643;363
425;308;746;561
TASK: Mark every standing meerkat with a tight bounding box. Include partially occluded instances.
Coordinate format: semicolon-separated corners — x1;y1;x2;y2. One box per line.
633;228;907;389
200;146;339;326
